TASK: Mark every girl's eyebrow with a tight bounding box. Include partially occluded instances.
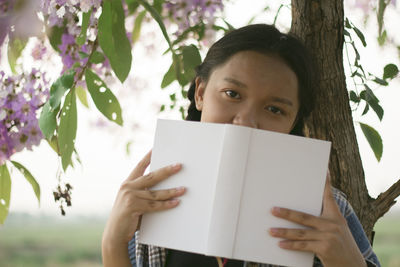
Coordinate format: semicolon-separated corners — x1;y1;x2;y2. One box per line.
270;96;293;107
224;77;247;88
224;77;293;107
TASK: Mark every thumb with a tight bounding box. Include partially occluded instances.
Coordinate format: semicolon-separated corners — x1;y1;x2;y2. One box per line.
321;172;341;218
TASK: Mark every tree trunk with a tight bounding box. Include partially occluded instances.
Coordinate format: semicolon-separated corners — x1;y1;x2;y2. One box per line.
290;0;400;241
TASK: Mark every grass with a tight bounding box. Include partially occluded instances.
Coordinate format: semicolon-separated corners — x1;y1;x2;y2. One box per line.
0;213;105;267
372;213;400;267
0;212;399;266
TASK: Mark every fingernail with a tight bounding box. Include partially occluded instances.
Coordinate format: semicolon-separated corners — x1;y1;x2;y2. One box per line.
270;228;279;235
169;199;180;205
171;163;182;171
279;241;289;248
272;207;281;214
175;186;186;192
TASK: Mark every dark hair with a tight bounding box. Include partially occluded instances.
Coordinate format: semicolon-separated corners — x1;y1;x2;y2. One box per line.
185;24;316;136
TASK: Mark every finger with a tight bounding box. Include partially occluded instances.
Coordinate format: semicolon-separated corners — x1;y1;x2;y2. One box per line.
133;163;182;189
269;227;323;241
278;240;321;253
133;197;181;213
135;187;186;201
271;207;322;228
127;150;152;181
321;176;341;217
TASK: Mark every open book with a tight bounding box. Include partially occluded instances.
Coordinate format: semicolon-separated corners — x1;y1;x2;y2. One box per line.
139;119;331;267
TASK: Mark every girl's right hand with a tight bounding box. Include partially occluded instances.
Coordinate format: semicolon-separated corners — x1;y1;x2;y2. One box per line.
102;150;185;247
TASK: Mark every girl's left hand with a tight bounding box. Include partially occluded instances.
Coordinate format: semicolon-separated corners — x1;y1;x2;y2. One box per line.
269;175;367;267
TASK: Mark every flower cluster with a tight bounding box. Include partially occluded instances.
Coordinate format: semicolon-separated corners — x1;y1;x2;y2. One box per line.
164;0;223;35
40;0;102;28
41;0;111;84
0;70;50;165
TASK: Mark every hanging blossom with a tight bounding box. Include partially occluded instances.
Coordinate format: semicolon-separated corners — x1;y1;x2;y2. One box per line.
0;70;50;165
163;0;223;36
40;0;102;28
40;0;111;86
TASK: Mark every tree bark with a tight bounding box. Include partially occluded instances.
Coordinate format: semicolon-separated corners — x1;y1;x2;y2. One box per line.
290;0;400;241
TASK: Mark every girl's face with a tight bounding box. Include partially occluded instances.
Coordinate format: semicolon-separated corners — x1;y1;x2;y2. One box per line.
194;51;300;134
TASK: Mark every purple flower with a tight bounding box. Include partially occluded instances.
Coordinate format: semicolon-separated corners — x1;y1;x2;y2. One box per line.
0;69;49;163
164;0;223;36
31;42;47;60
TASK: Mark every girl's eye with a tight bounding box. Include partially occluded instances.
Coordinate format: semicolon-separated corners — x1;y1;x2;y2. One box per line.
266;106;283;115
225;90;240;99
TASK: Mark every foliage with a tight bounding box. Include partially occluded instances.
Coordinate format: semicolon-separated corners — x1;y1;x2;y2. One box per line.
0;0;399;224
0;0;226;222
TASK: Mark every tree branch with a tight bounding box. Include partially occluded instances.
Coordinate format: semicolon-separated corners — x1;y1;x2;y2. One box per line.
374;177;400;220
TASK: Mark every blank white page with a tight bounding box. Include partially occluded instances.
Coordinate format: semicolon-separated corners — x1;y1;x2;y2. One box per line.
233;129;331;267
139;120;225;254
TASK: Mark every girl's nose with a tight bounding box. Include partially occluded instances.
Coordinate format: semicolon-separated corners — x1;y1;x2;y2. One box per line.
232;107;258;129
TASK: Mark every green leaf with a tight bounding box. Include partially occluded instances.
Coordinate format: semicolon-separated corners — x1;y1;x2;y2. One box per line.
48;25;66;52
173;54;188;86
98;0;132;83
182;45;202;81
377;0;388;37
76;86;89;108
132;10;147;43
89;51;106;64
47;135;61;156
125;0;139;14
78;51;89;58
76;10;92;45
360;87;384;120
137;0;174;53
373;77;388;86
383;63;399;80
361;103;369;115
169;93;176;102
223;19;235;31
181;89;187;99
179;106;185;120
171;25;201;47
349;91;359;103
58;88;77;171
377;29;387;46
161;61;176;88
39;101;60;140
160;104;165;112
345;18;351;29
352;26;366;47
153;0;164;13
49;71;75;110
359;123;383;161
350;41;360;65
85;69;123;125
126;141;133;156
11;161;40;205
0;164;11;224
8;37;27;73
360;86;384;121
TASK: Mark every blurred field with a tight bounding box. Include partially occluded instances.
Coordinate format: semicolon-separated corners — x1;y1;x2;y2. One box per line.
0;212;399;267
0;213;105;267
373;212;400;267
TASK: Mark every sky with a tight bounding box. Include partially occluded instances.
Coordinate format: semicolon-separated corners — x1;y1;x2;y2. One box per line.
3;0;400;219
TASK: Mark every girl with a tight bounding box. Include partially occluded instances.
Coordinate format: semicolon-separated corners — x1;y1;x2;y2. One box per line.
102;24;380;267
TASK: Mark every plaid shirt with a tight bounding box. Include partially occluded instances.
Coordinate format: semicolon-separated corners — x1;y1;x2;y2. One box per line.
128;188;380;267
